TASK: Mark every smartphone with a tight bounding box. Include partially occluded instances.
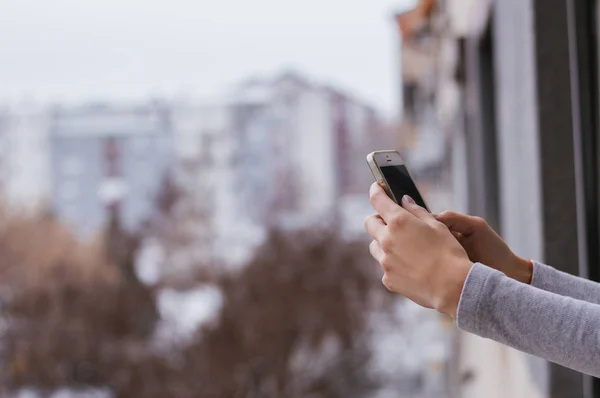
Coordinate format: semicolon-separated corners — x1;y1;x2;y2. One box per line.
366;150;429;211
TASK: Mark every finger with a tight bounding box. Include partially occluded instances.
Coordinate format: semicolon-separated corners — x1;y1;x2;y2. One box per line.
434;211;478;236
401;195;432;222
451;231;462;240
369;182;401;223
369;239;384;262
364;214;386;241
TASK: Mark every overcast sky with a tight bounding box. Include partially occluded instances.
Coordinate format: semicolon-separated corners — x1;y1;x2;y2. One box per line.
1;0;415;117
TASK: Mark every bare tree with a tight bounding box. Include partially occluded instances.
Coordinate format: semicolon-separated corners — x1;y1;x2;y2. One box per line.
150;229;395;398
141;160;215;287
0;196;398;398
0;205;158;392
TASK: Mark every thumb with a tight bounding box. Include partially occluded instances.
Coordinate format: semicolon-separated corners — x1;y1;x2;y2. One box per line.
401;195;432;221
434;211;479;236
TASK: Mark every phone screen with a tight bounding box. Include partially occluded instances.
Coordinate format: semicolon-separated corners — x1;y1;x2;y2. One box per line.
380;165;428;210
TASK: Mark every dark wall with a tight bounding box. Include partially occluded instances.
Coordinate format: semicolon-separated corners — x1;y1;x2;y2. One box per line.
533;0;586;396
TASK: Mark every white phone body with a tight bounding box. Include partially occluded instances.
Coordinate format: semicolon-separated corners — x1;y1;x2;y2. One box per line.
366;150;429;210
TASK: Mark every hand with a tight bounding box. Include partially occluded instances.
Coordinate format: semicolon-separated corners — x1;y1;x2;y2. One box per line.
434;211;533;284
364;183;472;318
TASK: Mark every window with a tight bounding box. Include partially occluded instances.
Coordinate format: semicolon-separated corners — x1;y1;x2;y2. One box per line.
61;156;84;176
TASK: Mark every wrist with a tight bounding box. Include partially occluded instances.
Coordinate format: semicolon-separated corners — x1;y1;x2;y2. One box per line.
436;258;473;318
511;256;533;284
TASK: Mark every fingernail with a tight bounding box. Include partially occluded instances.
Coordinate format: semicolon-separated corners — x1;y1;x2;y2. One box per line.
369;182;377;194
402;195;415;205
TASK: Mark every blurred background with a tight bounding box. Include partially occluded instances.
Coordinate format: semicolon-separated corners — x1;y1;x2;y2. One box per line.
1;0;599;397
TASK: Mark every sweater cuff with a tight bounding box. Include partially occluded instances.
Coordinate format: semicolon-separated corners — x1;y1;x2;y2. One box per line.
456;263;496;334
530;261;556;291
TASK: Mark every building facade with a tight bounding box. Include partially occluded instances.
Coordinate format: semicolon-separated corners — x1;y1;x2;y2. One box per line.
0;108;8;197
169;101;254;267
230;72;389;235
0;106;51;209
398;0;600;397
49;103;174;237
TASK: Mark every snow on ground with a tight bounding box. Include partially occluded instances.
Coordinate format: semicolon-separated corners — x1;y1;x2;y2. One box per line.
153;285;223;347
10;388;112;398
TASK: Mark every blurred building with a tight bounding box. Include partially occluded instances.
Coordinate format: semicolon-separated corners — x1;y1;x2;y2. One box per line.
398;0;600;397
49;103;174;237
394;0;460;215
396;0;447;173
0;108;7;196
0;105;51;208
230;72;390;236
389;3;463;396
168;101;258;267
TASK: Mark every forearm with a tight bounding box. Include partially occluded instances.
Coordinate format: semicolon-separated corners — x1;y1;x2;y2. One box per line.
532;261;600;305
457;263;600;377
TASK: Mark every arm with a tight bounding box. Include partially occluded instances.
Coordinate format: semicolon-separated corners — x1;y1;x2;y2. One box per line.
458;263;600;377
532;261;600;305
436;211;600;304
365;186;600;377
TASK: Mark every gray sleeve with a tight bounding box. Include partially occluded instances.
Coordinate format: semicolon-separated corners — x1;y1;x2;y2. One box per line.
457;263;600;377
531;261;600;305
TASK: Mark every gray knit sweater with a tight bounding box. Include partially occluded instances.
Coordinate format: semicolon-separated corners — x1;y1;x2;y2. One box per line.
457;262;600;377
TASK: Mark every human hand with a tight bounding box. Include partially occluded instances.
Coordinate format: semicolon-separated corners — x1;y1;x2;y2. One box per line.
364;183;472;318
434;211;532;284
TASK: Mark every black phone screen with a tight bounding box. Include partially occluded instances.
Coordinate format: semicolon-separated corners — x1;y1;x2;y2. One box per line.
380;165;428;211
